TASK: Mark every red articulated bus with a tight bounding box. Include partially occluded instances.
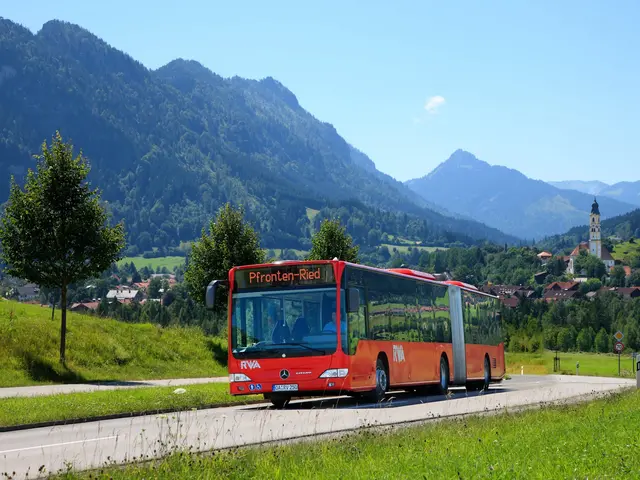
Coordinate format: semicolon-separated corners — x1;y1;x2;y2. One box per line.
205;260;505;408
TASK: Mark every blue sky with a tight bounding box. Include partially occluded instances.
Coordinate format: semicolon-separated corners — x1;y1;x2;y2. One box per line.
4;1;639;184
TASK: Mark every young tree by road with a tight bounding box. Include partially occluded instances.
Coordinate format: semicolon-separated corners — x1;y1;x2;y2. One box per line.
307;218;359;263
0;131;125;364
184;203;265;311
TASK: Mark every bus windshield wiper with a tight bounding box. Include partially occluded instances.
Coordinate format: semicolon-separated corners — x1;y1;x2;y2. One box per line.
277;342;326;354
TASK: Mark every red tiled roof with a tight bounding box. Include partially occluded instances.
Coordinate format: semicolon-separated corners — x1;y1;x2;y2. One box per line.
570;242;589;257
70;301;100;310
545;281;579;291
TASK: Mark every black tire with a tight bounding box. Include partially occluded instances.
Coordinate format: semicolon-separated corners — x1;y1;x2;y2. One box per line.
436;355;450;395
482;356;491;390
269;393;290;409
365;357;388;403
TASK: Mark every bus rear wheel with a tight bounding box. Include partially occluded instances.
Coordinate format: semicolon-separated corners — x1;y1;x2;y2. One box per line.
466;356;491;392
436;356;449;395
482;356;491;390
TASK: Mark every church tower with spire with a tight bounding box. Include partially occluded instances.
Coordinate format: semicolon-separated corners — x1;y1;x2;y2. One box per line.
568;197;614;275
589;197;602;259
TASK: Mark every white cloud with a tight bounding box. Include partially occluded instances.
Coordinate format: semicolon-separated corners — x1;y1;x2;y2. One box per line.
424;95;446;114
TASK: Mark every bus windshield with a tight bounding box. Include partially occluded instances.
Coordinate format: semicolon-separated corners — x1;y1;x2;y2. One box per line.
230;287;344;359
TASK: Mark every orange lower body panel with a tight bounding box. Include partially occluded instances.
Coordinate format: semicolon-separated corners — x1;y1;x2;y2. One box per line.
228;341;505;397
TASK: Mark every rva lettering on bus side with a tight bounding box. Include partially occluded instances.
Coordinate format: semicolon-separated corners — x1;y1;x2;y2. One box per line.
240;360;261;370
392;344;405;363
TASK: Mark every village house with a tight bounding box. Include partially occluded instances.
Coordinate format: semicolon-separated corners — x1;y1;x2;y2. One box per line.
69;301;100;312
17;283;40;302
534;271;548;285
542;281;580;302
617;287;640;299
545;281;580;292
480;284;535;308
536;251;553;265
149;273;177;286
133;281;151;291
106;287;143;304
543;289;580;302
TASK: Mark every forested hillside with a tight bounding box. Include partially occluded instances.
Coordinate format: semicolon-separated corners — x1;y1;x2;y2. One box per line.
0;18;516;254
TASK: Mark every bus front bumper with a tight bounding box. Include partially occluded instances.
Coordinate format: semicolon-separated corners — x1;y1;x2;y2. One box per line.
229;376;350;396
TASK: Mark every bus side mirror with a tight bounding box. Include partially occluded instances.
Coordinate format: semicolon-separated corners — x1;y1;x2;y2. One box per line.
205;280;227;310
346;287;360;313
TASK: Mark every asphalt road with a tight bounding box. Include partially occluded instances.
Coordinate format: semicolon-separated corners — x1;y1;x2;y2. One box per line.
0;375;634;479
0;377;229;399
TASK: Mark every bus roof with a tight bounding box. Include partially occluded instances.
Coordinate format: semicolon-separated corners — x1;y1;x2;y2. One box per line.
443;280;478;290
386;268;437;280
229;260;498;299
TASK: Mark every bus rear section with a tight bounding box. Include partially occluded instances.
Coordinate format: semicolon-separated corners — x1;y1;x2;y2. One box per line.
341;265;505;397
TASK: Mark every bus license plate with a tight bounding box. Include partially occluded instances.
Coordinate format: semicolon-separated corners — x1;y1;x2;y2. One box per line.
273;384;298;392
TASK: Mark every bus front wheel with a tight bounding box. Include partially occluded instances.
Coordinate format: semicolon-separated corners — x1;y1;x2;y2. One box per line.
365;357;388;403
268;393;290;409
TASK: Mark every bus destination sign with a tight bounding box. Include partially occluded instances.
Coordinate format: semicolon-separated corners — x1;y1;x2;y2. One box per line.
235;264;335;289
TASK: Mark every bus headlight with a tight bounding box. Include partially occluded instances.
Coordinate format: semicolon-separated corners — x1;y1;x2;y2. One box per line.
229;373;252;382
319;369;349;378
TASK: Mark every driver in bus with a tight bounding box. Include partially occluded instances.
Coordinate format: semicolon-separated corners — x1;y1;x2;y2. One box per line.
267;305;290;343
322;301;347;335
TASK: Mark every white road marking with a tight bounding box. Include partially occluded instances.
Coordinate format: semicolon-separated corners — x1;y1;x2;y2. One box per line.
0;435;118;455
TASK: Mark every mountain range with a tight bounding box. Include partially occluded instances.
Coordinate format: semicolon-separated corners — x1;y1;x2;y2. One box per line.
0;17;517;255
405;150;637;240
550;180;640;207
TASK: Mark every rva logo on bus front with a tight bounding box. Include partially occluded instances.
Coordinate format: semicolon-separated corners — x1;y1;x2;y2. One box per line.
392;344;405;363
240;360;261;370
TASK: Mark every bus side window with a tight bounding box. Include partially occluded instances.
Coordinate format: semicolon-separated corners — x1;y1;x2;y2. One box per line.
346;288;366;355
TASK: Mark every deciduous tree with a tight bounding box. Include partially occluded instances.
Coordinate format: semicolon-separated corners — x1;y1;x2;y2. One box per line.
307;219;359;263
184;203;265;310
0;132;125;363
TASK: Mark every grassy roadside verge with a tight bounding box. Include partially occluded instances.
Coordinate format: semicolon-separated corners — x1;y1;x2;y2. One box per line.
0;300;227;387
60;389;640;479
506;350;637;377
0;383;260;429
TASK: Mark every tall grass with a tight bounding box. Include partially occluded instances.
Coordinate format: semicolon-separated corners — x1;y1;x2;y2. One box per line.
0;300;227;387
